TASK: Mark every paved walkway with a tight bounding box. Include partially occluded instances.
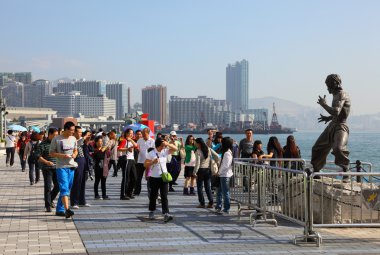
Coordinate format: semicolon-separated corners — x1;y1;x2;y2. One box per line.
0;153;86;255
2;152;380;254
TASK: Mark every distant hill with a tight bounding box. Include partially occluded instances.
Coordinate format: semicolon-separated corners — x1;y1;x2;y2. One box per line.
249;97;321;131
250;97;380;131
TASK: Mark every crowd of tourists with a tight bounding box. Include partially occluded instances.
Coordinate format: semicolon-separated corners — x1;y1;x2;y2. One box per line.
4;124;302;222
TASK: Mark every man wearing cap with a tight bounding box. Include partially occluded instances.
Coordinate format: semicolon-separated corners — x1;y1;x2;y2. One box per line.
168;131;183;192
311;74;351;180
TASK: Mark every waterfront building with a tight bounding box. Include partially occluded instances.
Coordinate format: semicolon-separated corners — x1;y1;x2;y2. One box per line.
169;96;233;127
106;82;130;120
142;85;167;125
226;59;249;113
43;91;116;119
1;81;24;107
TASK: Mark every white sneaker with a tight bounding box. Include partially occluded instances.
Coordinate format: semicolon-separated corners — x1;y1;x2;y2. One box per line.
70;205;79;209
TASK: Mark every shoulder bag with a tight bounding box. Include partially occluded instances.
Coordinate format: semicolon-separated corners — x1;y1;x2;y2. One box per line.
209;148;219;176
156;152;173;183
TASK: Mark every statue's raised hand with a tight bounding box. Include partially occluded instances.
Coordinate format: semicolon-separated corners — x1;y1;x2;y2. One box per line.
318;114;330;124
317;95;327;106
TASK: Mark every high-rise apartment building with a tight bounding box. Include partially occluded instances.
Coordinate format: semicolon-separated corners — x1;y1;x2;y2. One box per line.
57;80;106;97
1;81;24;107
169;96;233;126
142;85;167;125
0;72;32;86
24;79;52;108
226;59;249;113
106;82;129;120
15;72;32;84
56;80;130;120
43;92;116;118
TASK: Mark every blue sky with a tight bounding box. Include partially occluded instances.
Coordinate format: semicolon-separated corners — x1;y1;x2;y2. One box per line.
1;0;379;115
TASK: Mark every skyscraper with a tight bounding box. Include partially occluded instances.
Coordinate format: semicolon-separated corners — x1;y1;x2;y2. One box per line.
106;82;129;120
226;59;249;113
142;85;167;125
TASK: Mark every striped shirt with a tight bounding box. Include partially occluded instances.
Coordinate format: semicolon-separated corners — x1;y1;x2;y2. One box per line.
77;138;85;158
37;139;57;170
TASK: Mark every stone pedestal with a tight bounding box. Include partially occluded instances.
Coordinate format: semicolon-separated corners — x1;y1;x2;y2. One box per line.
280;176;380;224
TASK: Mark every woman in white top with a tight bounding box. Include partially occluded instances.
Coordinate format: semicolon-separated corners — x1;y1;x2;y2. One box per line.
118;128;138;200
5;130;17;167
194;138;220;209
183;135;197;195
215;137;234;214
144;137;177;222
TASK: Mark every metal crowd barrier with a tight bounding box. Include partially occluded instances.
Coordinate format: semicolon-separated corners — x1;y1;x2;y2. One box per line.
231;158;379;247
303;160;373;173
232;159;316;243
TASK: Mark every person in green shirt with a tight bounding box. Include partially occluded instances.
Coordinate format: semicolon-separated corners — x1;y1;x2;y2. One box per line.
183;135;197;195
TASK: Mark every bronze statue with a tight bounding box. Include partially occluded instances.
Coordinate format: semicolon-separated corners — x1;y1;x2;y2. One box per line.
311;74;351;177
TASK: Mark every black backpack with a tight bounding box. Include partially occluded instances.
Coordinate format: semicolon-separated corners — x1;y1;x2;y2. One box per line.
29;142;40;163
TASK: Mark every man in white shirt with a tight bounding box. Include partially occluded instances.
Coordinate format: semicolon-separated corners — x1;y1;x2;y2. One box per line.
134;128;155;196
144;137;177;222
5;130;17;167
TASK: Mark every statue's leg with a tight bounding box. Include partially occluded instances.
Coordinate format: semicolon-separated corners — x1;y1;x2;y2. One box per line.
332;127;350;172
311;127;333;172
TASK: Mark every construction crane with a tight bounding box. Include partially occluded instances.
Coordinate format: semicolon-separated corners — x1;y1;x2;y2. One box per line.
269;102;282;130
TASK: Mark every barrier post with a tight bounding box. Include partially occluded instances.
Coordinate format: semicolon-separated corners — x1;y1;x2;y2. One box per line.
356;160;362;183
294;168;322;247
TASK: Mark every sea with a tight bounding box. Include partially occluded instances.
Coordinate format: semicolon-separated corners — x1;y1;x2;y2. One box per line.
178;131;380;172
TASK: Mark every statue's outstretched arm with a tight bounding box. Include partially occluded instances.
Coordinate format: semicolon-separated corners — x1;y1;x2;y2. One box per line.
317;93;345;117
318;114;332;124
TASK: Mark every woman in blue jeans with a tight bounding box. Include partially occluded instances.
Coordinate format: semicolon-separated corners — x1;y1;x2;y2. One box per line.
194;138;220;208
215;137;234;214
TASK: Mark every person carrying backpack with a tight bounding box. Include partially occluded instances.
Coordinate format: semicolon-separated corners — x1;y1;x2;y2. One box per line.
23;132;42;185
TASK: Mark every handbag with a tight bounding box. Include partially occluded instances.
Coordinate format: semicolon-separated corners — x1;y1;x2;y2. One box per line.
209;148;219;176
161;171;173;183
156;152;173;183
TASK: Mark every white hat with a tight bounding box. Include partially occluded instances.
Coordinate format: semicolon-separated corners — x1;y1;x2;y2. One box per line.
170;131;177;136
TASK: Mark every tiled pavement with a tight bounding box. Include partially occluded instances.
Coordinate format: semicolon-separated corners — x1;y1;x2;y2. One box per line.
0;153;86;255
2;152;380;255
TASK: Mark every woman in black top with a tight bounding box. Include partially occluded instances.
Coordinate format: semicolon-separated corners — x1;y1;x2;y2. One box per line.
283;135;302;170
93;136;110;200
251;140;265;163
266;136;283;167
